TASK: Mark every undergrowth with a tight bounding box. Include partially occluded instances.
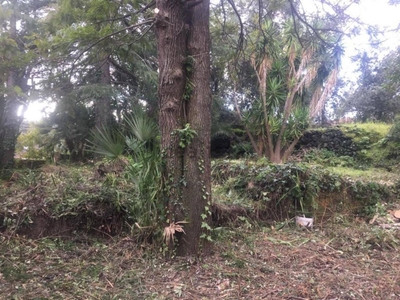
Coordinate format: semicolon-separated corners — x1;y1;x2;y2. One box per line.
0;163;160;240
1;222;400;299
212;159;398;221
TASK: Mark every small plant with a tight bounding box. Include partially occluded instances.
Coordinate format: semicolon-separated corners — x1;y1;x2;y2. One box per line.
16;126;47;159
175;123;197;148
88;111;163;228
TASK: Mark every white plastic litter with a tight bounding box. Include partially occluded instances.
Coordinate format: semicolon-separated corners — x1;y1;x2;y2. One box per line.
295;216;313;228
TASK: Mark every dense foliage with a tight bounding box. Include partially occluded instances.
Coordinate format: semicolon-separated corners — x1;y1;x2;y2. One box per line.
0;0;397;167
344;49;400;122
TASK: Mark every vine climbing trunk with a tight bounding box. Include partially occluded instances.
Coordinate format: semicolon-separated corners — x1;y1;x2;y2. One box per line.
180;0;212;256
155;0;190;243
155;0;212;256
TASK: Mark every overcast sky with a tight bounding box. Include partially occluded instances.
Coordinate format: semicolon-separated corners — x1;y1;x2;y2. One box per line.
340;0;400;78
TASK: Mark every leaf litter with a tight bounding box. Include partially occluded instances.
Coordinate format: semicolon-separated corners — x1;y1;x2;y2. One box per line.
1;222;400;299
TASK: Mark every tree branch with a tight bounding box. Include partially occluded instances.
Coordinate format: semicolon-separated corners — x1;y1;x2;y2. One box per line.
71;19;155;71
226;0;244;56
288;0;342;47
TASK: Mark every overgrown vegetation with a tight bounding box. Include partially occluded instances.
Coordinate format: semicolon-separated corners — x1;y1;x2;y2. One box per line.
212;159;398;221
3;123;400;238
2;121;400;298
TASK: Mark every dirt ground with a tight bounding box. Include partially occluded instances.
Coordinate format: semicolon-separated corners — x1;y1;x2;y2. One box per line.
1;220;400;300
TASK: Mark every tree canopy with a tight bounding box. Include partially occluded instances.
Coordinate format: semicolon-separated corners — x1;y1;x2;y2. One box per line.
343;48;400;122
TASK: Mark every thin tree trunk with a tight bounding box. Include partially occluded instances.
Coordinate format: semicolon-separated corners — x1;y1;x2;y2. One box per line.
95;57;112;128
0;93;21;171
282;136;300;163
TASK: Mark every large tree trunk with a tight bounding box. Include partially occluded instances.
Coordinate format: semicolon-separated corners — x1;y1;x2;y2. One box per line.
156;0;188;227
180;0;212;256
155;0;211;256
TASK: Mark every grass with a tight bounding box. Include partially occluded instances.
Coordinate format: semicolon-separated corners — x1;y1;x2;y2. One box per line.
326;166;400;185
340;122;392;138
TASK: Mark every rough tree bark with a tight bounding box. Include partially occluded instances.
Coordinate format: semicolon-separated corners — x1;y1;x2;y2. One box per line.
155;0;212;256
0;73;26;172
95;56;112;129
180;0;212;256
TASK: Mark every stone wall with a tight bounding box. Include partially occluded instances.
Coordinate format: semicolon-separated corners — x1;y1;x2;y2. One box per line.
296;128;359;157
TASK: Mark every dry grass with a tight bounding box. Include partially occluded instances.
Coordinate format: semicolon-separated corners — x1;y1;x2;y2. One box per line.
1;220;400;299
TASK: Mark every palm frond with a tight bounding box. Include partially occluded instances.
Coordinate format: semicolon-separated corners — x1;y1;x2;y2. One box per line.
89;126;125;159
124;112;158;143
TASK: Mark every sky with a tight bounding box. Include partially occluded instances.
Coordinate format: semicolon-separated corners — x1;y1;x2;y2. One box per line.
21;101;56;122
23;0;400;122
340;0;400;78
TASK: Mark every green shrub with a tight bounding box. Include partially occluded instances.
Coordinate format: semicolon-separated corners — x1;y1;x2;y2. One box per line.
16;126;47;160
89;112;162;227
212;160;397;220
302;149;357;168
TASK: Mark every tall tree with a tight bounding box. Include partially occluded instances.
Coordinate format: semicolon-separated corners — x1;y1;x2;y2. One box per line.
343;49;400;122
41;0;158;159
0;0;49;173
155;0;212;255
245;21;341;163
